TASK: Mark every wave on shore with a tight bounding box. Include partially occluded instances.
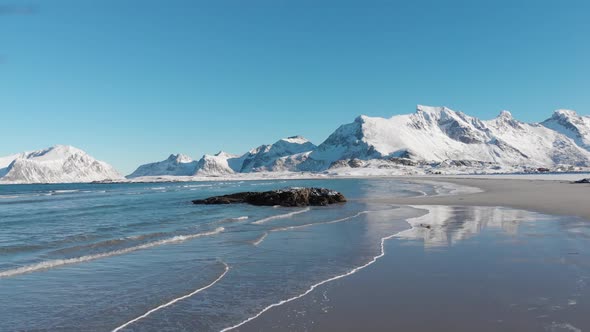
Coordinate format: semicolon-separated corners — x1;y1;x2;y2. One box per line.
252;208;311;225
219;209;429;332
112;262;230;332
0;227;224;278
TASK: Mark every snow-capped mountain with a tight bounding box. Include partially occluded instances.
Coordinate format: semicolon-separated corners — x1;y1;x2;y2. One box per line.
541;110;590;151
194;151;242;176
300;105;590;171
127;136;317;178
127;154;197;178
0;153;26;178
239;136;316;172
0;145;122;184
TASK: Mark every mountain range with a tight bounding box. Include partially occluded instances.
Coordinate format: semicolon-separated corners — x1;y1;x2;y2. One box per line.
1;106;589;184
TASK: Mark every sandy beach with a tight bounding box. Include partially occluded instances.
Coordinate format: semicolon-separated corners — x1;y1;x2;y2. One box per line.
236;177;590;331
371;177;590;220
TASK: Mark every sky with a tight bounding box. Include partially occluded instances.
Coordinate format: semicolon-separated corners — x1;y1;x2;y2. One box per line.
1;0;589;174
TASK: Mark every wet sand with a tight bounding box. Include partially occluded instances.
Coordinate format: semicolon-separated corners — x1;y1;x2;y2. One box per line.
373;177;590;220
235;178;590;331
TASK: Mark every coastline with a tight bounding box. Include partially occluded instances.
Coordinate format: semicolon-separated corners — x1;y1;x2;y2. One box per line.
233;178;590;331
368;177;590;220
2;170;588;186
3;176;588;330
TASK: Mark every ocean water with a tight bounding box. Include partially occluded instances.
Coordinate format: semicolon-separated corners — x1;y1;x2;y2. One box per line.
0;178;437;331
240;205;590;332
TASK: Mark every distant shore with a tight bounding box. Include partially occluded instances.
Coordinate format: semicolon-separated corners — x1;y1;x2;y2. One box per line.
2;170;589;186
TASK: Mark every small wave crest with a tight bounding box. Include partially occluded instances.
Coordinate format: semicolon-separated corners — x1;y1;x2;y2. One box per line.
49;190;80;195
253;210;384;246
0;195;22;199
251;232;268;246
218;216;249;224
182;184;214;188
218;216;250;224
49;232;168;256
112;262;230;332
252;208;311;225
0;227;224;278
270;210;374;232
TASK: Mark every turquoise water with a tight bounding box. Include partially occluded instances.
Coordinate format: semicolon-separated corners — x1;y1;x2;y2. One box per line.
0;179;433;331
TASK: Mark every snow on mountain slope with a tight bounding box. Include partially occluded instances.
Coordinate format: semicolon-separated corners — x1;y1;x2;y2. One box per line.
8;107;586;184
239;136;316;172
268;151;314;172
301;106;492;170
0;153;25;178
483;111;590;166
541;110;590;151
127;154;197;178
194;151;242;176
301;105;590;170
138;136;317;177
0;145;122;184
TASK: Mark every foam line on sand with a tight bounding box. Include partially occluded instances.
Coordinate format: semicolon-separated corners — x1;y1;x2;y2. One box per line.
112;262;230;332
219;210;429;331
252;207;311;225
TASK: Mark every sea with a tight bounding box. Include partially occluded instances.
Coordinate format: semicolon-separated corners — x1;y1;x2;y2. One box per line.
1;178;588;331
0;178;439;331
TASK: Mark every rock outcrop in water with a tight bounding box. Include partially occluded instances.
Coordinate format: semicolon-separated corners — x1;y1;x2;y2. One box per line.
574;178;590;183
192;187;346;207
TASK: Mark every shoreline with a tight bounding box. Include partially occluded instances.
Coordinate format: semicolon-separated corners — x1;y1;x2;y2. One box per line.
234;178;590;331
366;177;590;220
215;179;477;331
219;208;424;332
1;171;589;186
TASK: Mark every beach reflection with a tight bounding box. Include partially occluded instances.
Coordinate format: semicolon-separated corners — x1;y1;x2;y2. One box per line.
396;205;542;248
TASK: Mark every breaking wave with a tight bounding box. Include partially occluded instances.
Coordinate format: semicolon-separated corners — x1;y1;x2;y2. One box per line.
252;208;311;225
112;262;230;332
50;190;80;194
251;232;268;246
0;227;224;278
270;210;375;232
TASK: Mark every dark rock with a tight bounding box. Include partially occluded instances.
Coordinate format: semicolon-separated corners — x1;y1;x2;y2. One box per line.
348;158;364;168
386;157;418;166
574;178;590;183
328;159;365;169
192;187;347;207
328;160;350;169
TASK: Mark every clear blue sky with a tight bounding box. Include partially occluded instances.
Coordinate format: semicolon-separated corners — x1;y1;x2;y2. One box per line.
1;0;589;174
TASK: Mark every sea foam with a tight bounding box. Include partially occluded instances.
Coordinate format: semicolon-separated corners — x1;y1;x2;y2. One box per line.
112;262;230;332
220;208;419;331
252;208;311;225
251;232;268;246
0;227;224;278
